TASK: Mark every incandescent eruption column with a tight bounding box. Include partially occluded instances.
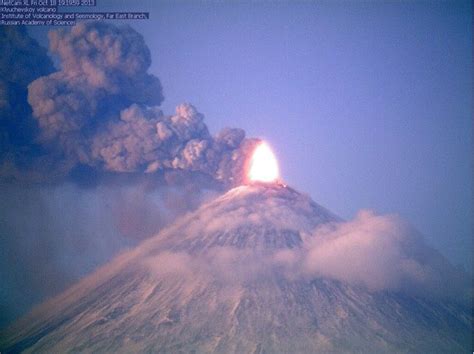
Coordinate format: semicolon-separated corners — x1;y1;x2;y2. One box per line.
247;142;281;184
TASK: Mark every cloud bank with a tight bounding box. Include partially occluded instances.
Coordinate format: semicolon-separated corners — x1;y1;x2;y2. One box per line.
290;210;469;301
141;188;470;304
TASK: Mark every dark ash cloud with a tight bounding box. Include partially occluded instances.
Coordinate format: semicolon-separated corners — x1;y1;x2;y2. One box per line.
0;22;259;328
28;22;164;147
20;21;257;186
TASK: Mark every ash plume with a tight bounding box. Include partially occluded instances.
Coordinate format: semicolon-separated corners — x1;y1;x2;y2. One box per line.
0;22;257;328
19;21;256;185
0;22;257;185
27;22;164;161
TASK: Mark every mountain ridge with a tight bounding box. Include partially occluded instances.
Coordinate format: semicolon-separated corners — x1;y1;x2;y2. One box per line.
1;184;471;353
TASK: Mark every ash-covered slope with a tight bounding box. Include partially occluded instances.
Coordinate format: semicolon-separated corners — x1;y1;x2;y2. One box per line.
1;185;471;353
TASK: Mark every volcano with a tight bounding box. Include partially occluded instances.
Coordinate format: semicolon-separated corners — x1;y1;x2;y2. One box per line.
1;184;471;353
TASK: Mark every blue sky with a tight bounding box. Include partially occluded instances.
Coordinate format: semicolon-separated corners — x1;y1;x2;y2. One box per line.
31;0;472;269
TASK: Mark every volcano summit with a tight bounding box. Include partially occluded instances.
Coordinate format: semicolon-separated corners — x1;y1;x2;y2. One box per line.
0;184;471;353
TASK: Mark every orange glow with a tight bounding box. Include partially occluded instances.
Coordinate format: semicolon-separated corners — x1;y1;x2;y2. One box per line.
248;142;279;183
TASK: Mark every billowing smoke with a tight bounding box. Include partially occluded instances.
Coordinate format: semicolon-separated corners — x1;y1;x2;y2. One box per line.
20;21;256;184
1;22;258;184
0;22;258;328
27;22;164;172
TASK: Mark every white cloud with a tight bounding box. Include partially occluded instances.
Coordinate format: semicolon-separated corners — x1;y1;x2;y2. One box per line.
142;199;470;303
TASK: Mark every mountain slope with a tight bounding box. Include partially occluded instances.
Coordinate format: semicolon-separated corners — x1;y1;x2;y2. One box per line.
1;184;471;353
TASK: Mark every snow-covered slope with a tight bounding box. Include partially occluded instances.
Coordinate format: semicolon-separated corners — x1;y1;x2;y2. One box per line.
1;184;471;353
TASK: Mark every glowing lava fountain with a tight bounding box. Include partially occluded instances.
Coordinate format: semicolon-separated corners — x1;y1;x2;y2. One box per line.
248;142;279;183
